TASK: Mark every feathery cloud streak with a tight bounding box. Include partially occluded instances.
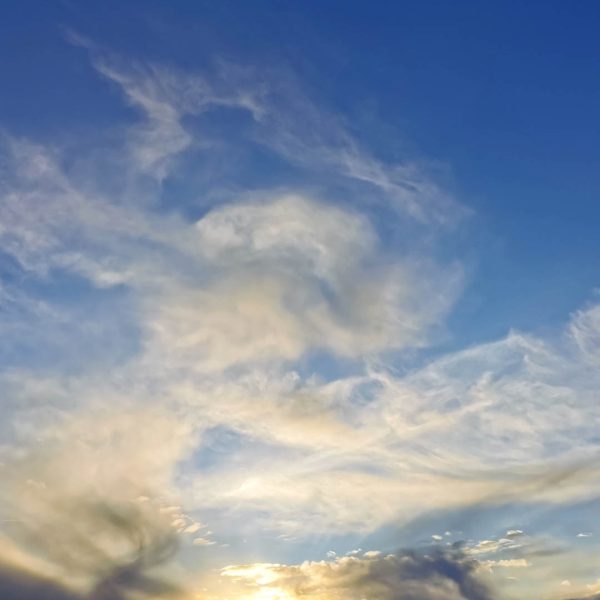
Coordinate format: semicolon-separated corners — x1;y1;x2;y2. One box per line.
0;44;599;600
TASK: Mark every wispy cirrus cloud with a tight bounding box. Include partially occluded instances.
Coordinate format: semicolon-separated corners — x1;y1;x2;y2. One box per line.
70;33;462;224
1;41;599;600
0;43;467;596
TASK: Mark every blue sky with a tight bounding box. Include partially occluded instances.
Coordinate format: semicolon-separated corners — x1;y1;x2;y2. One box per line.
1;2;600;600
4;0;600;348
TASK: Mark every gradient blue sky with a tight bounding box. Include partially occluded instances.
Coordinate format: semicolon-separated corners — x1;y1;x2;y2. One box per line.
1;2;600;600
4;1;600;349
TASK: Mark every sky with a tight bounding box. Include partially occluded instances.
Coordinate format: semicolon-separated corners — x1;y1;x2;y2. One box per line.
1;1;600;599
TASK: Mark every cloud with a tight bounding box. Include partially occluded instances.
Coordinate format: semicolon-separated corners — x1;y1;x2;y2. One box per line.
0;127;460;374
506;530;524;538
68;36;265;181
480;559;530;569
146;194;461;371
74;38;462;223
221;548;495;600
569;303;600;365
6;296;600;542
162;302;600;537
192;538;216;547
0;407;191;598
227;63;464;225
0;562;81;600
0;136;192;284
3;40;600;600
0;493;181;600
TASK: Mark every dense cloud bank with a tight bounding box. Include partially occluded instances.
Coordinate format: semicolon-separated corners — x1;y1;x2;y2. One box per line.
223;548;496;600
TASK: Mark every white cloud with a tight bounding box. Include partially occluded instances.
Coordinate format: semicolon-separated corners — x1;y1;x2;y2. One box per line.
481;559;530;569
506;530;524;538
3;46;600;597
569;302;600;366
90;55;264;180
233;65;464;225
193;537;216;546
145;194;461;372
84;46;463;224
166;302;600;534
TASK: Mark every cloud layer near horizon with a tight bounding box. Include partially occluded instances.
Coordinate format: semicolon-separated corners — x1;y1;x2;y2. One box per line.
222;549;496;600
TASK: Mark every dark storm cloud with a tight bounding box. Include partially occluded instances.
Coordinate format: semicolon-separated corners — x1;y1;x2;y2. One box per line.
334;548;496;600
0;562;81;600
0;556;180;600
0;498;181;600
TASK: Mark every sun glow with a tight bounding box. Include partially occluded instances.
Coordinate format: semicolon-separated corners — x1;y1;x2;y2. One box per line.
248;587;293;600
222;564;296;600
